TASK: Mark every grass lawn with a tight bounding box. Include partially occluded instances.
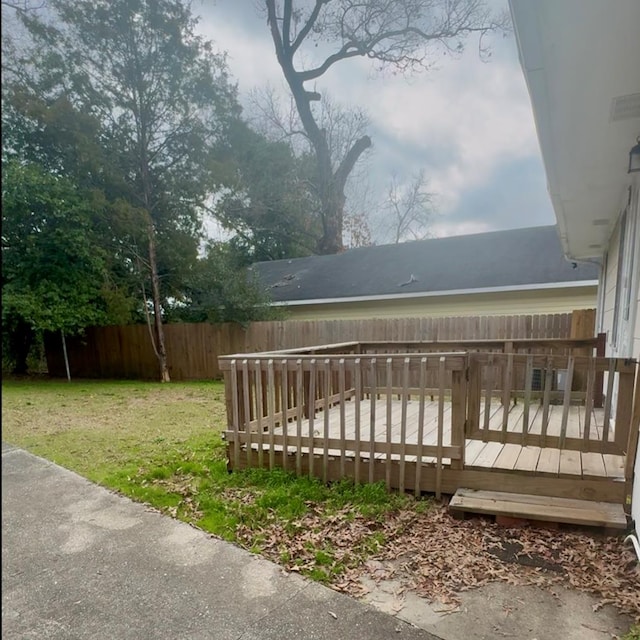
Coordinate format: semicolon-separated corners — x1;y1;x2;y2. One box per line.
1;377;424;583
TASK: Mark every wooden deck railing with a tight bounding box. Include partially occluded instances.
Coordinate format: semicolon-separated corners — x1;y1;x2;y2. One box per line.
222;352;468;497
465;353;636;455
220;337;638;499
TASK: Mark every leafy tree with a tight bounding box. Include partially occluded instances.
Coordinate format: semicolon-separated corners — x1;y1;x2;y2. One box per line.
1;160;109;373
7;0;241;381
167;242;285;326
214;120;320;261
264;0;508;254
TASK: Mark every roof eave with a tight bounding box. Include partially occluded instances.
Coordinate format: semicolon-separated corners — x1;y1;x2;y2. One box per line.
269;280;598;307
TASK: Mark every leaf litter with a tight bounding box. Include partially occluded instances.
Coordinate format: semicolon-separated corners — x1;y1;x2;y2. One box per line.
236;502;639;621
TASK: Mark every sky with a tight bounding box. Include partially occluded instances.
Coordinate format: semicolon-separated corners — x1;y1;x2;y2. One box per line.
193;0;556;243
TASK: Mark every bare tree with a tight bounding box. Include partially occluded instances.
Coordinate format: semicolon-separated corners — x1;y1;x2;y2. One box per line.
248;84;373;248
264;0;508;254
383;170;435;243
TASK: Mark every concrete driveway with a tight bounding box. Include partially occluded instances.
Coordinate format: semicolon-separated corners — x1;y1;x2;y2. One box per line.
2;443;436;640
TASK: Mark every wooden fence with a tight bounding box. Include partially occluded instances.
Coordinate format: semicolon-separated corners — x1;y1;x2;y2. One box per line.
44;309;594;381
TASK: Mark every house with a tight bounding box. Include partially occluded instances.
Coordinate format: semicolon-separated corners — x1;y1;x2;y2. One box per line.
509;0;640;534
251;225;598;320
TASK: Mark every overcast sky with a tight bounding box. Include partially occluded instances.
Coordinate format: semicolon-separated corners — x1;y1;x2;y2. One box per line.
193;0;556;242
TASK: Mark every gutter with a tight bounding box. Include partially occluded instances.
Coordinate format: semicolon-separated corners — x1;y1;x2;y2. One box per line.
269;280;599;308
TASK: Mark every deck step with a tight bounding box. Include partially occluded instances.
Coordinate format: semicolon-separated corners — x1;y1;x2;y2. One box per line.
449;488;628;529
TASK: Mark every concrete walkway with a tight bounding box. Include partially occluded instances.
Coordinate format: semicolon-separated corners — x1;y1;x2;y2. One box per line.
3;443;633;640
2;443;437;640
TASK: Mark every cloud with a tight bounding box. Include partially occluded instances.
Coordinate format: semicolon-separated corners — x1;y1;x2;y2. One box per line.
193;0;555;241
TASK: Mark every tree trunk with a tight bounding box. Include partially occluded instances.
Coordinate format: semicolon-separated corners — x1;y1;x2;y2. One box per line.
10;319;34;375
147;221;170;382
317;183;345;254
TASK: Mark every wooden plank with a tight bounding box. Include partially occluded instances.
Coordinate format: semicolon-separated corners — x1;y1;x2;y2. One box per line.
230;447;624;504
307;359;316;478
540;358;554;447
230;431;462;460
267;359;276;470
580;452;607;478
452;488;623;514
624;366;640;512
254;359;264;468
501;353;514;439
338;358;346;479
482;355;495;441
559;447;582;477
470;441;502;469
369;358;377;484
415;358;427;497
602;454;625;479
280;359;289;470
385;358;393;490
399;358;410;493
230;360;240;470
354;359;362;484
582;357;595;450
467;357;481;435
436;357;446;499
242;360;252;468
449;489;627;528
536;447;560;475
451;368;466;470
323;359;331;483
465;424;624;455
493;443;521;471
295;359;304;475
513;446;541;473
521;355;533;444
559;356;575;449
603;359;615;442
614;364;637;452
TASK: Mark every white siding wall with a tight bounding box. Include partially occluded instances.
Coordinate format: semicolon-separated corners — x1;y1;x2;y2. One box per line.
600;178;640;532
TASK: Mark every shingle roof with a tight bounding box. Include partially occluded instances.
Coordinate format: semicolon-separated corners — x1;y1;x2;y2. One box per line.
250;225;599;303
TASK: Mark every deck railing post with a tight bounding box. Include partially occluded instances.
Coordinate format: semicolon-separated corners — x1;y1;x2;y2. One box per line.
623;365;640;514
223;369;234;431
615;360;637;453
467;355;481;436
230;360;240;470
451;365;466;470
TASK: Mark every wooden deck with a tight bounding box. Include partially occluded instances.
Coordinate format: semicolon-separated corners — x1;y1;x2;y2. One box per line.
220;340;639;517
251;397;625;481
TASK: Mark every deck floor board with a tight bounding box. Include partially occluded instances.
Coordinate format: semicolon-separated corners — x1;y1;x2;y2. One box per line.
252;398;623;480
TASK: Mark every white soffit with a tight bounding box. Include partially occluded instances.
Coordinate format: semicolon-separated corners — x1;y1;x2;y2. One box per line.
509;0;640;259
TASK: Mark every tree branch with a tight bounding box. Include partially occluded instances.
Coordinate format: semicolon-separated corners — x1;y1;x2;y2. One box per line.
290;0;326;54
334;134;371;192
